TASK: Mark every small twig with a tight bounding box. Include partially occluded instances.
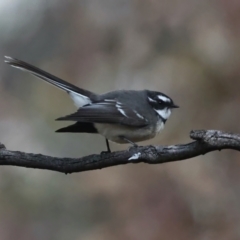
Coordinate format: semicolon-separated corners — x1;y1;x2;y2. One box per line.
0;130;239;174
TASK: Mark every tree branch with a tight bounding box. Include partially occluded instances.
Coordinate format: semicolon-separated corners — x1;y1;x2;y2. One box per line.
0;130;239;174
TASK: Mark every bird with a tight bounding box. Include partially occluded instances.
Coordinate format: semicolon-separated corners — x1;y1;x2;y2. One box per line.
4;56;179;152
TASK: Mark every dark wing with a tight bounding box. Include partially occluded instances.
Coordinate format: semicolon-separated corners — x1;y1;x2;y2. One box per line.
56;100;148;127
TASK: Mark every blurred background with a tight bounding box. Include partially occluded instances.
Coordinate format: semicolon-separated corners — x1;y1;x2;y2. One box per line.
1;0;240;239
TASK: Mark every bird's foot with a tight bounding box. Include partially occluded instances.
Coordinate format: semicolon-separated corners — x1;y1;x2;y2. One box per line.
101;150;111;155
119;136;139;150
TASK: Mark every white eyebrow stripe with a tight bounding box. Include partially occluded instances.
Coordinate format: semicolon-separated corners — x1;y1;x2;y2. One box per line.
158;95;170;102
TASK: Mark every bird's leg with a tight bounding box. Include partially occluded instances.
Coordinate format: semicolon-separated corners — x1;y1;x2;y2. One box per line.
106;139;111;152
120;136;138;147
101;139;111;154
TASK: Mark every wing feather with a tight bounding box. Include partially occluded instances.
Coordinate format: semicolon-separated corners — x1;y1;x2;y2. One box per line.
56;100;148;127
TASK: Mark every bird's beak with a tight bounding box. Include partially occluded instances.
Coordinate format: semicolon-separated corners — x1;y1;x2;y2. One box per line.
171;104;179;108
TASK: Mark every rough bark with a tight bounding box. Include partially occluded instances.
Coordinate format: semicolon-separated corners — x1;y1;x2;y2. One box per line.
0;130;239;174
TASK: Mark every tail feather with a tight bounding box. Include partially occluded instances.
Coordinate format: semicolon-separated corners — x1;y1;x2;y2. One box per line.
4;56;96;99
56;122;97;133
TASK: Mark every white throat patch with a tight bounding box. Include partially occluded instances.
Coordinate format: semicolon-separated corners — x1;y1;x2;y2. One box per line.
154;108;171;120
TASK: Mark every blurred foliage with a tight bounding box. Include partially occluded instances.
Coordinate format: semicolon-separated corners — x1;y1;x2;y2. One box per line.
1;0;240;239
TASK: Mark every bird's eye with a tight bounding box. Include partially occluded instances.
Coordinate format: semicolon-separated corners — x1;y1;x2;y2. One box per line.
158;100;163;104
